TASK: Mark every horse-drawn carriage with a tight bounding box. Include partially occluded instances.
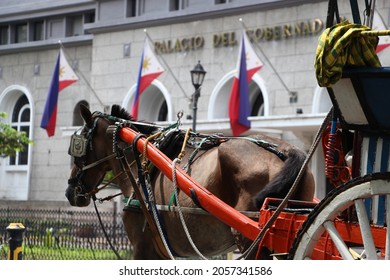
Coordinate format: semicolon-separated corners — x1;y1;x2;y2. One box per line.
65;0;390;260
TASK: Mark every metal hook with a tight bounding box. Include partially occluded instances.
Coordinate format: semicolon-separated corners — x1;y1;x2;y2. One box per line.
176;110;183;127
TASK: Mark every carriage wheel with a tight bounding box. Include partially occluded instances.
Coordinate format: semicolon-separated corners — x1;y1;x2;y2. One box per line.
289;173;390;260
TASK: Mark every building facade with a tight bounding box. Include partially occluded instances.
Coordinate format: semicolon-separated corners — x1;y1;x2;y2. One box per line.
1;0;389;202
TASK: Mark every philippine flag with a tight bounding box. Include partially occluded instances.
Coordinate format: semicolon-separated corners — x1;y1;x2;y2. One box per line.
131;37;164;119
40;48;79;137
228;31;263;136
373;10;390;53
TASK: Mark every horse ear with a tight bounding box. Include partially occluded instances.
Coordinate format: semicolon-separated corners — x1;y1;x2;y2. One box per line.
79;104;93;127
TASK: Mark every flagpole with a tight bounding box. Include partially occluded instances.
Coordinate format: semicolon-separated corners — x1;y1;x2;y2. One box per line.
144;30;191;100
239;18;293;95
58;41;106;110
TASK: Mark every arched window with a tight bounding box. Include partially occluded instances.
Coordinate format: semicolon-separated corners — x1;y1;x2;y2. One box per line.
0;86;33;200
251;93;264;116
157;100;168;122
208;72;269;120
312;87;332;114
249;85;264;117
9;95;30;166
122;80;173;122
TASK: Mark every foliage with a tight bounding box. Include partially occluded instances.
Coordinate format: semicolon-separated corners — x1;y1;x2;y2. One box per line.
0;112;32;158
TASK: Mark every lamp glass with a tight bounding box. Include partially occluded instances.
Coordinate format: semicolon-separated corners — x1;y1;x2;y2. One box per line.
190;61;206;89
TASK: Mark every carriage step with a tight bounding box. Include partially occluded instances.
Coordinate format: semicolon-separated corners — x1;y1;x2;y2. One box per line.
262;198;318;214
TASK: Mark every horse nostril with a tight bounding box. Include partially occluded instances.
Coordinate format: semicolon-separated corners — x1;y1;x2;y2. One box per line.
75;186;82;194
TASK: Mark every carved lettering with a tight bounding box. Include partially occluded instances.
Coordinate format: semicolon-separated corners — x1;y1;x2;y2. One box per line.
283;24;292;38
213;32;236;47
213;34;221;47
302;21;311;35
254;28;264;41
181;38;189;51
229;32;237;46
154;18;325;53
294;22;302;36
194;36;205;49
265;27;273;40
311;19;323;34
222;33;229;46
273;26;281;40
175;39;182;52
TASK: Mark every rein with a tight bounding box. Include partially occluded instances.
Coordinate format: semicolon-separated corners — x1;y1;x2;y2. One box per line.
92;199;122;259
85;170;125;200
81;153;116;172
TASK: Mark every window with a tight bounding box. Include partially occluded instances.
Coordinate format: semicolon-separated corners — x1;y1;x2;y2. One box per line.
126;0;138;17
9;95;30;166
251;90;264;116
158;100;168;121
32;21;44;41
0;25;9;45
84;12;95;24
169;0;180;11
47;19;63;39
124;80;172;122
14;23;27;43
66;15;83;37
215;0;227;4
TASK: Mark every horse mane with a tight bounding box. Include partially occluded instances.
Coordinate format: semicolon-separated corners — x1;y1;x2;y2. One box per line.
110;104;158;135
108;105;184;179
110;104;135;121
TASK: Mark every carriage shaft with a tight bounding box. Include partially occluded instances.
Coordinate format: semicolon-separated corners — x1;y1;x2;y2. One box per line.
119;127;261;241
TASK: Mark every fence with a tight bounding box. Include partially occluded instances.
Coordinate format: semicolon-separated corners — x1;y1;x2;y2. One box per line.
0;206;132;260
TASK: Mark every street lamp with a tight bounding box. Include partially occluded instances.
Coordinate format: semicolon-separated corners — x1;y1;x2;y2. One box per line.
190;61;206;132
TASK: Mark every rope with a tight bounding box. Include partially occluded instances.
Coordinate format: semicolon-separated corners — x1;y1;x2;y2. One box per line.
238;108;333;260
172;157;208;260
169;128;191;208
178;128;192;160
93;199;122;260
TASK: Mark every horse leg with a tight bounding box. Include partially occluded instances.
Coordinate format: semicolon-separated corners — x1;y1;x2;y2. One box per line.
122;210;164;260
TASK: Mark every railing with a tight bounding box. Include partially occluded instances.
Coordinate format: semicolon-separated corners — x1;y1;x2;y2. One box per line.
0;207;131;260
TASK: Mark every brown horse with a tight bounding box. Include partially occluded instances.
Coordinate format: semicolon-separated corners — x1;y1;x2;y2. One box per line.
66;104;315;259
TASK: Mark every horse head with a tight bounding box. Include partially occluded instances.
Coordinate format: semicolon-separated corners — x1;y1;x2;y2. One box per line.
66;104;118;207
66;104;158;207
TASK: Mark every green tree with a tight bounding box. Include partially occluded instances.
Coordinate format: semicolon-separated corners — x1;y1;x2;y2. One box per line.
0;112;32;158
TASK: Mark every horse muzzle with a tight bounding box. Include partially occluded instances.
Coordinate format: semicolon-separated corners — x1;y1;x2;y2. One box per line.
65;180;91;207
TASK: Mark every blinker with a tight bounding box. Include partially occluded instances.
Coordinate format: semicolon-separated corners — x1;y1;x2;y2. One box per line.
69;134;88;158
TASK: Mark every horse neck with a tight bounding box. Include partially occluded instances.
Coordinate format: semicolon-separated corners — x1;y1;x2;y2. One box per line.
107;148;138;199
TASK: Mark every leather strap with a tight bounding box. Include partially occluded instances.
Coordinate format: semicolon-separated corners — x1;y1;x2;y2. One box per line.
118;140;172;259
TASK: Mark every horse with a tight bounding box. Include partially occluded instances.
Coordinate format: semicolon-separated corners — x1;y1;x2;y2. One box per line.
65;104;315;259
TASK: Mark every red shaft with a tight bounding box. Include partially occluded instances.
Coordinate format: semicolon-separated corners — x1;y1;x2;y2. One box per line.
119;127;260;240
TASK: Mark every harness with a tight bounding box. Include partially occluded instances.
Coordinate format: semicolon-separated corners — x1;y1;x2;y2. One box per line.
67;110;288;259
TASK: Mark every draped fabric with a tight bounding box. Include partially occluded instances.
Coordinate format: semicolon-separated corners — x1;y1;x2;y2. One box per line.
315;20;381;87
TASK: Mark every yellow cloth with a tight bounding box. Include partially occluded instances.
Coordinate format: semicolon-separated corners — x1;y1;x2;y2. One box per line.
315;20;380;87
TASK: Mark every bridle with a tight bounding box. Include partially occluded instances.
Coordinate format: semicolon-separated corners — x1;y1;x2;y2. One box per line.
67;109;167;201
67;112;118;200
67;111;138;260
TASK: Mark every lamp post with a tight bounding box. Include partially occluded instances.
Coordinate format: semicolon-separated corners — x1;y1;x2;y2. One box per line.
190;61;206;132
